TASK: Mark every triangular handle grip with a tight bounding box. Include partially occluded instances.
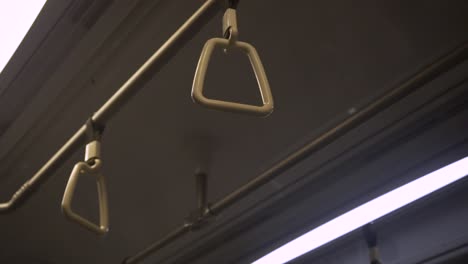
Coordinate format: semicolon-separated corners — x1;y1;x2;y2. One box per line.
192;38;274;116
61;159;109;235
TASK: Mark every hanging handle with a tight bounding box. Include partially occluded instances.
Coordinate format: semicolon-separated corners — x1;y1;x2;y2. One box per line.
61;119;109;235
61;157;109;235
191;8;274;116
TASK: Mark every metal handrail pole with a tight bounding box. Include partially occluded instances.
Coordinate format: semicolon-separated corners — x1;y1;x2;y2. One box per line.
210;41;468;214
0;0;224;213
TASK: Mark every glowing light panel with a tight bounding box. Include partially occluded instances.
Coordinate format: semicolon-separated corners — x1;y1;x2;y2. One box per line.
253;156;468;264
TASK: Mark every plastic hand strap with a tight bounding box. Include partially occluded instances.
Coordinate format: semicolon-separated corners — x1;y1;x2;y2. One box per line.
191;8;273;116
192;38;273;116
61;159;109;235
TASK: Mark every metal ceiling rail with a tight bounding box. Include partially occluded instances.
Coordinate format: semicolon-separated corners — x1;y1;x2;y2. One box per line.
0;0;225;213
123;42;468;263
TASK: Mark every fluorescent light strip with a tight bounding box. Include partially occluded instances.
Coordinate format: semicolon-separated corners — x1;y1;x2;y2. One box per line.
253;156;468;264
0;0;48;74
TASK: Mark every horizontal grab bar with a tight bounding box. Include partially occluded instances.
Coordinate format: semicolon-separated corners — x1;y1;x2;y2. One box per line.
0;0;225;213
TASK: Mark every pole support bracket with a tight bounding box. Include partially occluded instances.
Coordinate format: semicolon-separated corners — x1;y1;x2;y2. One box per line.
185;171;215;231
